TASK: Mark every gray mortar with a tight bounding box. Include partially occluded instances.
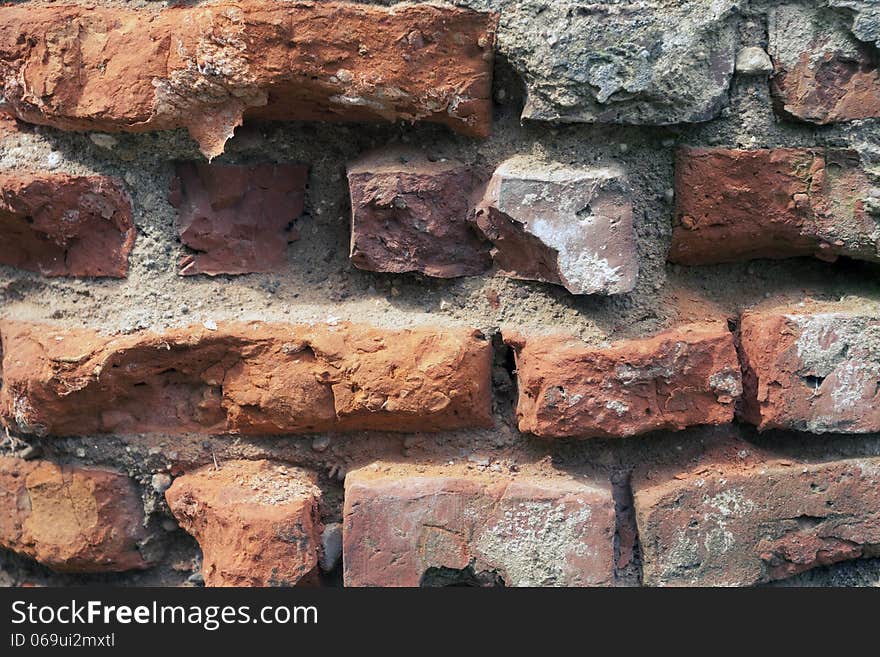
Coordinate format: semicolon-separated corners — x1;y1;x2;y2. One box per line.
1;0;880;587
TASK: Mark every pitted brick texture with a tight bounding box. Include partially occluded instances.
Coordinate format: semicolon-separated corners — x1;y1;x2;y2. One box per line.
769;4;880;124
670;148;878;265
473;158;638;295
0;1;497;158
0;456;148;573
505;323;741;439
634;440;880;586
347;149;490;278
343;462;615;587
0;172;135;277
170;162;308;276
166;460;322;587
0;321;493;437
738;306;880;434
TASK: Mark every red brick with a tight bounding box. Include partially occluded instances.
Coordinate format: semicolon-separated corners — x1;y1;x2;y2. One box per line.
633;438;880;586
505;323;741;439
738;304;880;433
0;456;148;572
171;162;307;276
0;2;496;159
0;321;493;437
347;149;491;278
769;4;880;124
473;158;638;295
343;462;615;587
669;147;877;265
166;460;321;587
0;172;135;277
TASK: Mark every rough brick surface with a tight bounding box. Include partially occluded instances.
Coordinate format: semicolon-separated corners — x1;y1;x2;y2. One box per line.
738;305;880;434
669;148;879;265
343;462;615;587
769;4;880;124
0;2;496;159
506;323;741;439
0;172;135;277
634;440;880;586
0;456;147;572
170;162;307;276
347;149;490;278
0;321;493;437
166;460;321;587
473;158;637;295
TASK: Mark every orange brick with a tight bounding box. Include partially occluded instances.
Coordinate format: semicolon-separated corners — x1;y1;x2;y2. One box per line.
0;2;497;159
166;460;321;587
0;321;494;436
0;456;148;572
506;323;741;438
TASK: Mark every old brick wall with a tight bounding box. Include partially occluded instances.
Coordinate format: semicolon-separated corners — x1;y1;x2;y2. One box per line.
1;0;879;587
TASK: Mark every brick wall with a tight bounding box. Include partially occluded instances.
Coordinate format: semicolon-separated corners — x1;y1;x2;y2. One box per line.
1;0;879;588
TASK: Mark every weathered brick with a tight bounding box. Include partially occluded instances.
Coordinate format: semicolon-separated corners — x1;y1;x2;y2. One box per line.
0;172;135;277
669;147;879;265
0;321;493;437
347;149;491;278
633;438;880;586
769;4;880;124
0;2;496;159
0;456;148;572
343;462;615;587
738;304;880;433
170;162;307;276
505;322;741;439
166;460;321;587
473;158;638;295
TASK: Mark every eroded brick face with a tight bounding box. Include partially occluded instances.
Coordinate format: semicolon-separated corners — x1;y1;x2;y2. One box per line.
738;305;880;434
343;463;615;587
0;321;493;437
769;4;880;124
166;460;321;587
347;149;491;278
0;2;496;159
0;456;148;573
669;148;879;265
473;158;638;295
171;162;308;276
634;438;880;586
0;172;135;277
505;323;741;439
